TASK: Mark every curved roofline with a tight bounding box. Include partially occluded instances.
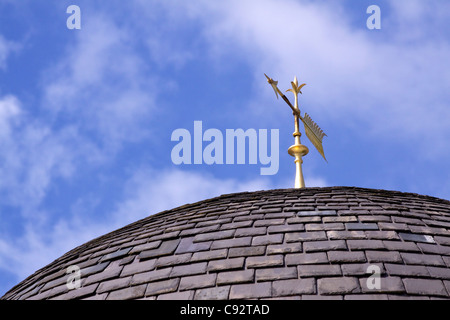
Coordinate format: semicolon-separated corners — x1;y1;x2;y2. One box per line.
3;186;450;300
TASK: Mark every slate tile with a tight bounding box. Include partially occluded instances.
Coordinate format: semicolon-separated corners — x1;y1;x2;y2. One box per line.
179;274;217;291
267;243;302;255
297;265;341;277
220;220;253;230
176;239;212;256
53;283;99;300
285;231;327;243
191;249;228;262
359;276;405;293
272;279;316;296
444;280;450;294
297;210;337;217
358;215;391;222
217;270;254;285
377;223;409;231
157;290;194;300
230;282;272;299
80;261;110;278
347;240;385;250
196;218;231;228
305;223;345;231
383;240;420;252
400;252;446;266
392;216;425;225
323;216;357;223
287;216;321;224
252;234;283;246
302;294;343;300
207;258;245;272
398;233;435;244
211;237;252;250
179;225;220;237
170;262;207;277
341;263;384;276
426;266;450;280
417;243;450;255
228;246;265;258
234;227;266;237
384;264;430;277
155;253;192;268
194;286;230;300
246;255;284;268
365;231;399;240
193;230;235;243
268;224;305;233
121;259;156;277
254;219;285;227
387;295;430;300
344;294;389;300
304;240;347;252
366;250;402;263
130;268;172;285
255;267;297;281
82;293;108;300
327;251;366;263
318;277;360;295
346;223;378;231
106;284;147;300
97;276;132;294
409;225;450;236
100;248;131;262
139;239;180;260
83;261;123;286
402;278;448;297
434;236;450;246
145;278;180;296
286;252;328;266
327;230;366;240
150;231;180;241
444;256;450;268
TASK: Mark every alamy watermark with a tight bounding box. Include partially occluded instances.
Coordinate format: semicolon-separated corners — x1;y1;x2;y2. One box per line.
66;5;81;30
366;264;381;290
367;5;381;30
66;265;81;290
171;121;279;175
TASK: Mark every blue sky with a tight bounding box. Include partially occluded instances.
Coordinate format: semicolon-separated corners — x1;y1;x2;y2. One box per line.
1;0;449;296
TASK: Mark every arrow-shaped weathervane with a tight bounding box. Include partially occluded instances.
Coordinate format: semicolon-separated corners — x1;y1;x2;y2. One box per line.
265;73;327;188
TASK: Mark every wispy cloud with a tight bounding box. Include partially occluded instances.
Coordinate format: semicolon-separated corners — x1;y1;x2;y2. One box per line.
0;95;78;213
0;35;18;70
168;0;450;158
43;13;158;152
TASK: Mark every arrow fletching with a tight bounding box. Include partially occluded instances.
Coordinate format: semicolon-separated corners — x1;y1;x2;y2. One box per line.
301;113;327;162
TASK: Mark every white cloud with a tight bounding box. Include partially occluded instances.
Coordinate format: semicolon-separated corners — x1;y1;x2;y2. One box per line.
0;95;21;138
165;0;450;157
0;95;89;215
0;35;17;70
43;13;157;152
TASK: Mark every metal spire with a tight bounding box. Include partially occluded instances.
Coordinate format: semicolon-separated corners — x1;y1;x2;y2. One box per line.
265;73;327;188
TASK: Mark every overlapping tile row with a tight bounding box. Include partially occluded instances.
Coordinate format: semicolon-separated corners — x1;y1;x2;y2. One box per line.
2;187;450;300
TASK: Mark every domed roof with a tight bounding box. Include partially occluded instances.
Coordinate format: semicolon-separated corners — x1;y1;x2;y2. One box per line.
2;186;450;300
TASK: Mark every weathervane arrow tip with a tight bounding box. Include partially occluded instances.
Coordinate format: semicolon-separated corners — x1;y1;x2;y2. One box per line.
264;73;279;99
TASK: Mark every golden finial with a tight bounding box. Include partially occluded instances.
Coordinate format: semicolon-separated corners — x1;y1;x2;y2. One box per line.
265;73;327;188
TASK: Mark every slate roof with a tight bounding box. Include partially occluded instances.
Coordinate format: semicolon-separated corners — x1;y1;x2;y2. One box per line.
2;186;450;300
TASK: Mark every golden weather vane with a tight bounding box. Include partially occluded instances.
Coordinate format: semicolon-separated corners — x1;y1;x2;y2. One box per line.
264;73;327;189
